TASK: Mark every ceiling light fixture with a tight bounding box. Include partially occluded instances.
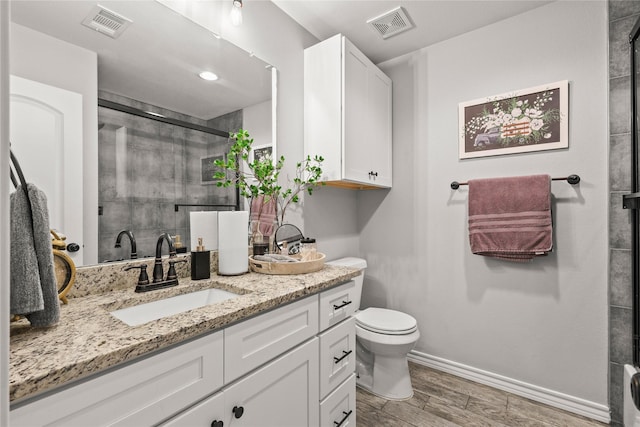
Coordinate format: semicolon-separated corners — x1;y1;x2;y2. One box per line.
230;0;243;26
199;71;219;81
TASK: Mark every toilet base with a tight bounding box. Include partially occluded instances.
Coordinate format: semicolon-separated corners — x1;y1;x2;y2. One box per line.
356;353;414;401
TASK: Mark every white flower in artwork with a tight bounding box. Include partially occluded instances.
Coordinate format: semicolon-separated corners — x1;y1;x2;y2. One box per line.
544;133;552;139
503;114;513;123
531;119;544;131
511;108;522;117
516;100;523;106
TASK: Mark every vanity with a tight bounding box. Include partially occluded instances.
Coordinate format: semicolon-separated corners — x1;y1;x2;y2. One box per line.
9;258;360;426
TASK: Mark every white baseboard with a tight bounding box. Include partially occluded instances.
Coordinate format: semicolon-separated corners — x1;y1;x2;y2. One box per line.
408;350;610;424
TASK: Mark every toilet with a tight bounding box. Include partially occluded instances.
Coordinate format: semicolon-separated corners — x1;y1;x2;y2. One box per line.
327;257;420;400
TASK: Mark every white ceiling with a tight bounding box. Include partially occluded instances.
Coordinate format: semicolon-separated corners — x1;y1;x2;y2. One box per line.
271;0;554;64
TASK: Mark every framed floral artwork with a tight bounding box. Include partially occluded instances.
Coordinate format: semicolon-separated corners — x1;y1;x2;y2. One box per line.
458;80;568;159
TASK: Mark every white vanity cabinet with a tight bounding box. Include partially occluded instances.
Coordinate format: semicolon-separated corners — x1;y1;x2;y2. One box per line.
304;33;392;189
10;283;358;427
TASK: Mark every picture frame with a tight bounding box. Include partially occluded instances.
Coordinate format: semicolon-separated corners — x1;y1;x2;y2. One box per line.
200;154;225;185
458;80;569;159
251;145;273;163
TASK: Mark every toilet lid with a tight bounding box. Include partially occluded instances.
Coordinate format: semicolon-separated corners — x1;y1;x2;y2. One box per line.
355;308;418;335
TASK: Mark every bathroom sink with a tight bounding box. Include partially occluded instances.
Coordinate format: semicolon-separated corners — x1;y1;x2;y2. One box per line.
111;288;240;326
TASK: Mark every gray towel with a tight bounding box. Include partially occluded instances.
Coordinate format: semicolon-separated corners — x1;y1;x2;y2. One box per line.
10;184;60;327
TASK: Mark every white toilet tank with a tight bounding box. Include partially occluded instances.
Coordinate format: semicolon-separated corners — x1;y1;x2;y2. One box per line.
326;257;367;310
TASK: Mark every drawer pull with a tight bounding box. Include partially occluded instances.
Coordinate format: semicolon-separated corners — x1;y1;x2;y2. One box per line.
334;410;353;427
333;300;352;310
232;406;244;419
333;349;353;364
210;420;224;427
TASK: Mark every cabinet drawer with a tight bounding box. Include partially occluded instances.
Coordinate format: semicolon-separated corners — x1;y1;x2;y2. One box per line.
319;281;356;331
160;391;224;427
320;374;356;427
10;331;224;427
319;317;355;399
225;295;319;382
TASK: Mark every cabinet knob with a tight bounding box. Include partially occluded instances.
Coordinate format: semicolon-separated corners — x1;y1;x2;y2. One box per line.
210;420;224;427
232;405;244;419
66;242;80;252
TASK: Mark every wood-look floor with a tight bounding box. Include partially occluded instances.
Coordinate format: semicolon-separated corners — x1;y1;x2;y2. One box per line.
356;362;608;427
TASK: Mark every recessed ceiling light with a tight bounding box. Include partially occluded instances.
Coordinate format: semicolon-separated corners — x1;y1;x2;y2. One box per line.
199;71;219;81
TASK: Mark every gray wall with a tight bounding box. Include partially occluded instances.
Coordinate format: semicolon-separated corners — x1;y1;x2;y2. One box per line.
361;0;609;414
609;1;640;425
97;92;238;262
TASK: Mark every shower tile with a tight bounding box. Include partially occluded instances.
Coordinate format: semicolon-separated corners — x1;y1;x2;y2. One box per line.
610;14;637;78
610;133;632;191
610;362;624;425
610;76;631;136
611;249;633;308
610;1;640;22
610;306;633;364
610;191;633;249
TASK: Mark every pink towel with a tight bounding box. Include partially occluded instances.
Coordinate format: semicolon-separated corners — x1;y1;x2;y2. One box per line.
250;195;277;236
468;174;552;261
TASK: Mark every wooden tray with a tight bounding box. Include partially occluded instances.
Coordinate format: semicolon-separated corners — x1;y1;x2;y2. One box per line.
249;252;326;275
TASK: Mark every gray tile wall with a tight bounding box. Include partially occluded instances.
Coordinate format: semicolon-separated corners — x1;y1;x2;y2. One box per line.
97;92;240;263
609;1;640;425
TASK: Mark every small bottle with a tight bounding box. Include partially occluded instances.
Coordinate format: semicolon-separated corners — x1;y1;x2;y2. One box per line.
191;237;211;280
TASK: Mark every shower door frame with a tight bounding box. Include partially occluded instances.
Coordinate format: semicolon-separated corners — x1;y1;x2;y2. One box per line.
629;16;640;368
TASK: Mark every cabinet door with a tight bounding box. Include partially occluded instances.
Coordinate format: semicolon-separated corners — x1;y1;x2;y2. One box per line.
368;66;393;187
343;37;372;185
224;338;320;427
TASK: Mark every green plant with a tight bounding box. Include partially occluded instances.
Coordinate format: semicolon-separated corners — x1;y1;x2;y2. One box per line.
213;129;324;224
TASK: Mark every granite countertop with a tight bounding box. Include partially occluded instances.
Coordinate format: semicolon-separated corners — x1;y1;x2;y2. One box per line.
9;264;360;403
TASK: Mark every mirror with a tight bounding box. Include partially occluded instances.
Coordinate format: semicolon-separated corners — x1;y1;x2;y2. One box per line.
274;224;304;255
9;1;274;266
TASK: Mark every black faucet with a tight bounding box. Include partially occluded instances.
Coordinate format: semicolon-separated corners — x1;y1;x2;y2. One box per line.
152;232;176;283
115;230;137;259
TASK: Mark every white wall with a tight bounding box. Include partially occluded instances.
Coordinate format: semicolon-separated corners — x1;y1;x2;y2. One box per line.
244;100;272;149
360;0;609;413
188;1;360;256
10;23;98;265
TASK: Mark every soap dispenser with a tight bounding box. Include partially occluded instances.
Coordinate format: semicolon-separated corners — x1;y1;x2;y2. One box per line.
191;237;211;280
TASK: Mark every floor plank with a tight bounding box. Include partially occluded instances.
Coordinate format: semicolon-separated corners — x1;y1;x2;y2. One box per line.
355;362;608;427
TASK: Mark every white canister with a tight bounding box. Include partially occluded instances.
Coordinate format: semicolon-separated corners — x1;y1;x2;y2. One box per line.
218;211;249;275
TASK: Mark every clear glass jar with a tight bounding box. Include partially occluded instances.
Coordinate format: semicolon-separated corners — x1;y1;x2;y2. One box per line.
299;237;317;261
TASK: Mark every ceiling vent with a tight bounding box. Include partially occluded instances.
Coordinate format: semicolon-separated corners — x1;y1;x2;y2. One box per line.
367;6;414;40
82;5;132;39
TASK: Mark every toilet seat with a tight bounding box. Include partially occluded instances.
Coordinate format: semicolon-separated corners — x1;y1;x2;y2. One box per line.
355;308;418;335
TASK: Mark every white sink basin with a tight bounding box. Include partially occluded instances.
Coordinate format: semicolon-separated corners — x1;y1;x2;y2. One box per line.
111;288;240;326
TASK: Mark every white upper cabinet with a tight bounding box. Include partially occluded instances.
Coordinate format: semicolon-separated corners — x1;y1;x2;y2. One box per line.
305;34;392;189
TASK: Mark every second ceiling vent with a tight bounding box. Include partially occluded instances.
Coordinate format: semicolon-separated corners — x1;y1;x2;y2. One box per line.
367;6;414;40
82;5;132;39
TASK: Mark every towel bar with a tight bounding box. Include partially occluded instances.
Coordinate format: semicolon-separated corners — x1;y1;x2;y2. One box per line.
450;174;580;190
